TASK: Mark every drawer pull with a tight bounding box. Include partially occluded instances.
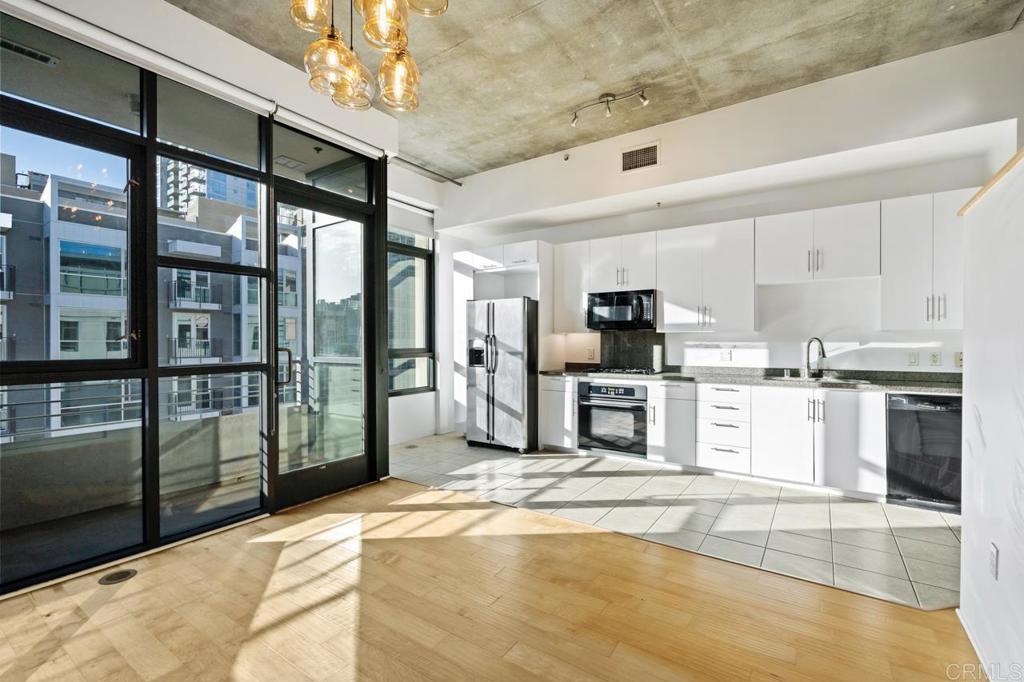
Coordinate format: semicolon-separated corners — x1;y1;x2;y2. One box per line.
711;405;739;410
711;422;740;428
712;387;739;392
712;447;739;454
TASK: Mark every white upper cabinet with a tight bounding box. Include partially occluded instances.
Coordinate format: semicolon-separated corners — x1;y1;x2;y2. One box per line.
750;386;816;484
656;227;703;331
502;240;538;267
553;241;590;333
932;188;975;330
588;236;622;292
811;201;881;280
881;194;934;331
881;188;975;330
474;245;504;270
755;211;814;284
701;219;756;332
620;232;657;290
658;220;755;332
587;232;656;292
756;203;879;283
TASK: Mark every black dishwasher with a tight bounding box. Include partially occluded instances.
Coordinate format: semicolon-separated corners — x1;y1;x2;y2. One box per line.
886;394;962;511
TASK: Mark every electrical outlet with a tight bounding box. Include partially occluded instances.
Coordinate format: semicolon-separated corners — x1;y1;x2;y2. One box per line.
955;352;964;368
586;347;595;361
930;352;943;367
719;349;733;362
908;352;920;367
990;543;1000;580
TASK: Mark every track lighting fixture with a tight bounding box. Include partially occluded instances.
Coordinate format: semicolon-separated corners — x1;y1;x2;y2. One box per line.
569;88;651;127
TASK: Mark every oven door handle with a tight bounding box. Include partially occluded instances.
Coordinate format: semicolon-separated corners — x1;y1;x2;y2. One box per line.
578;399;647;411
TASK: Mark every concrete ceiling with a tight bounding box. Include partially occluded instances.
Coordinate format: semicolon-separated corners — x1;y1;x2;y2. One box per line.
165;0;1024;179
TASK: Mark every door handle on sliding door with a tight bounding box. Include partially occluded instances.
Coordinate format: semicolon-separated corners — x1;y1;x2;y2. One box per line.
279;347;294;385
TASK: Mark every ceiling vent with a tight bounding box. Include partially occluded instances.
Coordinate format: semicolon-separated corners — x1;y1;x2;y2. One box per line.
621;143;659;173
1;38;60;67
274;155;306;170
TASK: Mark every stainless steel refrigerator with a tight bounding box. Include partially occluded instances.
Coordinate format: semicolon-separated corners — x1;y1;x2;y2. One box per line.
466;297;538;453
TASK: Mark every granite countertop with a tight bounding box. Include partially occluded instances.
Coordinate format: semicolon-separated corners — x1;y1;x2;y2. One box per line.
540;367;963;395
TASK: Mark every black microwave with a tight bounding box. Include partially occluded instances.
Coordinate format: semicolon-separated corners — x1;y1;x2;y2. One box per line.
586;290;657;331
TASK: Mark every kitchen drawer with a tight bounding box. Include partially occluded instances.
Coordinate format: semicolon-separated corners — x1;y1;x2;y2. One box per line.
647;383;696;401
697;418;751;448
540;376;573;392
697;383;750;403
697;400;751;422
696;442;751;475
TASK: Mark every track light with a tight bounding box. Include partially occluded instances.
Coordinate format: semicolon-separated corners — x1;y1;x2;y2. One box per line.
569;87;650;128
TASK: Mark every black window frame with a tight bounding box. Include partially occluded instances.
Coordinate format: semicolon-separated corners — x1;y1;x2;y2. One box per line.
385;221;435;397
0;14;390;594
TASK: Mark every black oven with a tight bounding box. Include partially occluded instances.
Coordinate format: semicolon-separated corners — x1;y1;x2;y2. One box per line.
577;382;647;457
586;290;657;331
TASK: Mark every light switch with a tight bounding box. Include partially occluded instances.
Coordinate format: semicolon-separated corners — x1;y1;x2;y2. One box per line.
929;352;943;367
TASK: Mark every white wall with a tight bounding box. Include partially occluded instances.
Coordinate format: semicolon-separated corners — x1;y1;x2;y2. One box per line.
2;0;398;154
437;26;1024;233
388;392;437;445
960;155;1024;672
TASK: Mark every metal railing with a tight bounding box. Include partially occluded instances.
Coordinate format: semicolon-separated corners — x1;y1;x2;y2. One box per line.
0;380;143;438
167;337;223;360
167;281;223;307
58;269;124;296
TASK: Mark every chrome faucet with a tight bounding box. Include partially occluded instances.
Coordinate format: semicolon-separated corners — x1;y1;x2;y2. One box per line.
803;337;827;379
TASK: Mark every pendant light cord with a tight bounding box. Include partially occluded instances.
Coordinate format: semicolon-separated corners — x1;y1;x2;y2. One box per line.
349;0;355;49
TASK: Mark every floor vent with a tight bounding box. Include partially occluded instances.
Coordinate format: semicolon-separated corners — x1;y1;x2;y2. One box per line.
98;569;137;585
1;38;60;67
622;144;659;172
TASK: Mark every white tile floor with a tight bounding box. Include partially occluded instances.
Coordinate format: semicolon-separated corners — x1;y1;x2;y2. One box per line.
390;433;962;610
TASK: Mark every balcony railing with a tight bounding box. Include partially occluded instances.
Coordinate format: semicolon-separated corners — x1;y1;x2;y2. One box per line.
59;269;124;296
0;336;14;361
167;337;223;361
167;281;223;308
0;264;14;299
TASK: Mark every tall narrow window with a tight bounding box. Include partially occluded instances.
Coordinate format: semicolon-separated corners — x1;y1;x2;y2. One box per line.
386;213;434;394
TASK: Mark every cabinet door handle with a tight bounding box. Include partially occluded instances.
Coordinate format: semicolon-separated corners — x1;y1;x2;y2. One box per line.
808;398;814;422
615;267;620;286
941;294;947;320
649;405;656;425
807;250;811;273
711;422;740;428
707;306;712;327
817;399;825;423
712;405;739;410
712;387;739;392
926;295;931;322
623;268;629;286
712;447;739;454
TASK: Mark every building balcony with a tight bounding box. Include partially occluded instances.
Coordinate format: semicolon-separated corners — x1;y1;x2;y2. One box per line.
167;281;223;310
167;338;223;364
0;265;14;302
166;239;222;260
0;212;12;233
0;336;14;361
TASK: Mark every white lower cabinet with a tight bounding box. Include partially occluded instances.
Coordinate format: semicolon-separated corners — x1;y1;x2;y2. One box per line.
751;386;887;491
818;390;887;494
647;394;696;466
696;442;751;474
540;377;576;449
751;386;817;483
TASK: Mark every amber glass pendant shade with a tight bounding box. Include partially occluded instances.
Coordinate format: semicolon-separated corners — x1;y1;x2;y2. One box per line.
304;27;357;95
361;0;409;52
408;0;447;16
290;0;329;32
332;59;375;110
378;49;420;111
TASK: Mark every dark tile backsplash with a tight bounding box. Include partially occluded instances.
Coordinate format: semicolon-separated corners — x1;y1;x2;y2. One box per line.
600;331;666;370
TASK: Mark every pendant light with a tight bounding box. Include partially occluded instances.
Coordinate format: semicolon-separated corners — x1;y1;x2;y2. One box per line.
332;0;375;110
378;49;420;111
304;24;357;95
360;0;409;52
408;0;447;16
290;0;329;32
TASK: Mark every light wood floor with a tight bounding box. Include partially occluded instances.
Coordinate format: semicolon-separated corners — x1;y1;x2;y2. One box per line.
0;478;980;682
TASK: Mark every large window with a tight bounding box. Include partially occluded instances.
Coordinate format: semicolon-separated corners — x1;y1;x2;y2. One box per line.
386;220;434;394
0;13;386;593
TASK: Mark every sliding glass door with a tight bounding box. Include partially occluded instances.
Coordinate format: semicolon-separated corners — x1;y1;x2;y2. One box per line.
272;197;370;508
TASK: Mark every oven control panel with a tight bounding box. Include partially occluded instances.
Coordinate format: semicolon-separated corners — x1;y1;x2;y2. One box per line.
578;382;647;400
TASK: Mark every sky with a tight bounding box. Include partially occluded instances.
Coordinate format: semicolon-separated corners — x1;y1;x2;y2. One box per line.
1;126;127;187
